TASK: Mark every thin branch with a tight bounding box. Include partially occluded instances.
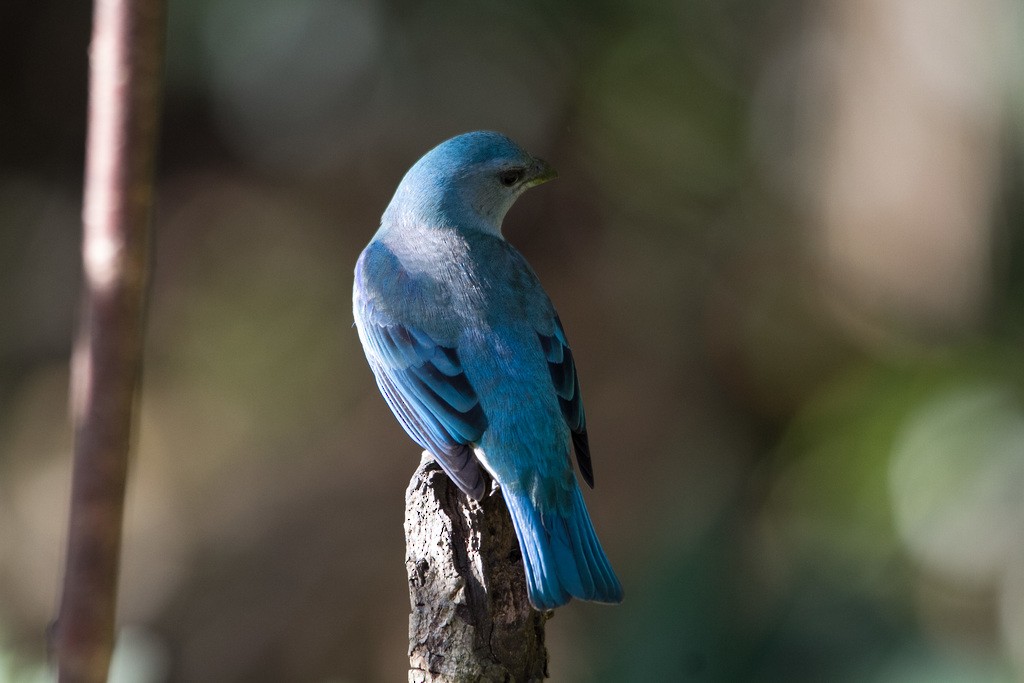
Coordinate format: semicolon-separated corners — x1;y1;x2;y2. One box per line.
53;0;165;679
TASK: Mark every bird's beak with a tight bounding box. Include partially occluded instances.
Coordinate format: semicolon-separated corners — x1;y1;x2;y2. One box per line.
524;158;558;187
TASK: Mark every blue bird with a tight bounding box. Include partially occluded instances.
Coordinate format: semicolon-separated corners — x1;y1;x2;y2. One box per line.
352;131;623;610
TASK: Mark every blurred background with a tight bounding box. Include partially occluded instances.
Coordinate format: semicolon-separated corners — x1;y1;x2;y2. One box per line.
3;0;1024;680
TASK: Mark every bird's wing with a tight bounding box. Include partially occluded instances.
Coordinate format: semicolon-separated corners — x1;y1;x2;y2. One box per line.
494;238;595;488
538;315;594;488
355;249;489;500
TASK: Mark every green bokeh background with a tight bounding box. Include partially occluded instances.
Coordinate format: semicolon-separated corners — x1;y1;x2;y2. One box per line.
2;0;1024;680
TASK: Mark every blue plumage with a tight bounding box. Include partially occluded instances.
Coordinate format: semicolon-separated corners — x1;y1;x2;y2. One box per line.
353;131;622;609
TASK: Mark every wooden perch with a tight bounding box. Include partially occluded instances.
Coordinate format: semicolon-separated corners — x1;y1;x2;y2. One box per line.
405;453;549;682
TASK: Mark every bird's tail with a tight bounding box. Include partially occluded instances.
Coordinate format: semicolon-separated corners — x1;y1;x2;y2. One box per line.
502;482;623;610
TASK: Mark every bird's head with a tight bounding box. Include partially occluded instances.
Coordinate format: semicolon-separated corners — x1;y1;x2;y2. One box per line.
383;131;557;237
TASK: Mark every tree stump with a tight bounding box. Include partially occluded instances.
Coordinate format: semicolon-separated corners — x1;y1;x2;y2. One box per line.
405;453;549;682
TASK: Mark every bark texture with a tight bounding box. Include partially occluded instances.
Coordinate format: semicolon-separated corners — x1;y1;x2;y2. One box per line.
406;453;549;682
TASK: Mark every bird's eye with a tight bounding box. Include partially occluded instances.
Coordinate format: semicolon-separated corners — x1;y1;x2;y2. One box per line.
498;169;524;187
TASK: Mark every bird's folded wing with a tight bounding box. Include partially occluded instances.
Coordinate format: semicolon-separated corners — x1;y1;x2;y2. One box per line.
360;314;489;500
538;315;594;488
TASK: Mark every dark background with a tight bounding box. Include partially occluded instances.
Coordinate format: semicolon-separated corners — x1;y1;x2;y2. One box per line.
2;0;1024;680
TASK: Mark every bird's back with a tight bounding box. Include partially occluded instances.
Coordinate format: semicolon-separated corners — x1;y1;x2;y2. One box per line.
356;226;568;483
356;224;557;342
